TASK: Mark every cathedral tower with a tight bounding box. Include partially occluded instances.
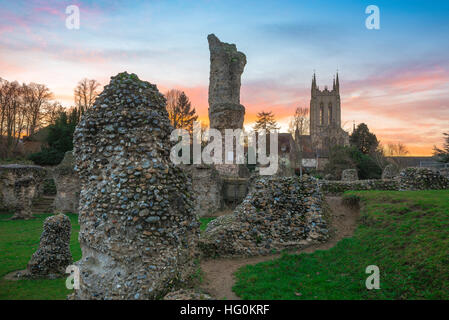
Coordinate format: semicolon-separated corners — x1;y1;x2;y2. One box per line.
308;72;349;157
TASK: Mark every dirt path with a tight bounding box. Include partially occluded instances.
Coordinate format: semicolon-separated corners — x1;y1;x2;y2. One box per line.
199;196;359;300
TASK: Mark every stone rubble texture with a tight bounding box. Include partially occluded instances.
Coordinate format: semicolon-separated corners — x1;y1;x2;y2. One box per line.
0;164;47;219
341;168;358;181
398;167;449;190
200;176;329;257
163;289;213;300
319;179;399;194
27;214;72;278
72;72;200;300
320;167;449;194
53;151;80;213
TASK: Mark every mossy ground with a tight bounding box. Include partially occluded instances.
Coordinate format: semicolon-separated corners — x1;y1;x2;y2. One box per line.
233;190;449;300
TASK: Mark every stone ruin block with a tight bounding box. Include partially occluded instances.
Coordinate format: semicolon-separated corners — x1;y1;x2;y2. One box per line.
0;164;47;219
207;34;247;177
200;176;329;257
341;169;358;181
398;167;449;190
27;214;72;278
73;72;200;300
53;151;80;213
381;163;399;180
183;164;223;217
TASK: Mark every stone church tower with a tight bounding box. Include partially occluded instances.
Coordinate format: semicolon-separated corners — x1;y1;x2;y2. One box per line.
309;73;349;159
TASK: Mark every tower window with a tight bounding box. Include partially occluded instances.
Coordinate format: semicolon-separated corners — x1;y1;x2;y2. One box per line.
328;103;332;124
320;103;324;125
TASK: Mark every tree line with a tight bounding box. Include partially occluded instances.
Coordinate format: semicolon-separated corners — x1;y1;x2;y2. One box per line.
0;77;101;160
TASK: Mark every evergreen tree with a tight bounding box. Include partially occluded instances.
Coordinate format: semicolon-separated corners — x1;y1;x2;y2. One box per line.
350;123;379;154
175;92;198;133
253;111;280;132
165;90;198;133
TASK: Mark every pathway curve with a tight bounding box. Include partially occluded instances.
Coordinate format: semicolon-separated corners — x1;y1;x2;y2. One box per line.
199;196;360;299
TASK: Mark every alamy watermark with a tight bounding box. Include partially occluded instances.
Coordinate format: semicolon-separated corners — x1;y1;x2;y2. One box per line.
365;265;380;290
365;5;380;30
66;265;80;290
170;122;279;175
66;5;80;30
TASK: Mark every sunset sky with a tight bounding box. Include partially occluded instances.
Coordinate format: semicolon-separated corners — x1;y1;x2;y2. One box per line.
1;0;448;155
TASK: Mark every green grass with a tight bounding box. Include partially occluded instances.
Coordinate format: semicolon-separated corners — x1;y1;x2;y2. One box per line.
233;190;449;300
0;214;213;299
0;213;81;300
199;217;215;232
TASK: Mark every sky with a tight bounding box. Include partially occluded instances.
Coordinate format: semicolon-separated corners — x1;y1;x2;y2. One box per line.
1;0;448;156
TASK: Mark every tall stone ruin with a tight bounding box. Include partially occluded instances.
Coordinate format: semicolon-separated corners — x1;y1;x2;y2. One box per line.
208;34;247;177
73;72;200;300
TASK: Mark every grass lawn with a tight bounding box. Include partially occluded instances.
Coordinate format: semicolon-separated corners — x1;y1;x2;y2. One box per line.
0;213;214;299
0;213;81;300
233;190;449;300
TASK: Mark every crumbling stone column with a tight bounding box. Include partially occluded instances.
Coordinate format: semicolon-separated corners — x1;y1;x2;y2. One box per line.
73;72;199;300
53;151;80;213
207;34;247;177
27;214;72;278
0;164;46;219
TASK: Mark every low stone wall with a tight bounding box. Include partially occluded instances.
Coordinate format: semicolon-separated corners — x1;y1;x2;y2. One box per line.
52;151;80;213
319;167;449;194
398;167;449;190
319;179;399;194
0;165;47;217
200;176;329;257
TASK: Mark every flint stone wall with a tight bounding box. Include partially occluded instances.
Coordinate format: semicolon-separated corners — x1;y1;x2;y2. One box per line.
319;179;399;194
398;167;449;190
27;214;72;278
53;151;80;213
183;164;223;217
319;167;449;194
341;169;358;181
200;176;329;257
0;164;47;219
73;72;199;300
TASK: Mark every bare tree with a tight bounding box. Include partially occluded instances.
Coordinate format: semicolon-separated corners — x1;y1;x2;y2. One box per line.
43;101;65;126
385;142;409;157
22;83;53;136
0;78;57;158
288;106;309;137
385;142;410;169
74;79;101;118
